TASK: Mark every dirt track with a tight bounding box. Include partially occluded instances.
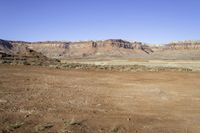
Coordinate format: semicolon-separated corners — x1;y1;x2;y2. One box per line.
0;65;200;133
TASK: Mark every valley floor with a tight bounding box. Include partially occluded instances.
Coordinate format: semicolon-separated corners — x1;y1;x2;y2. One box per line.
0;65;200;133
63;59;200;71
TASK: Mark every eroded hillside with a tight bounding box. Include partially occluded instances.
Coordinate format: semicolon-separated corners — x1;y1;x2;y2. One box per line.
0;39;59;65
10;39;153;59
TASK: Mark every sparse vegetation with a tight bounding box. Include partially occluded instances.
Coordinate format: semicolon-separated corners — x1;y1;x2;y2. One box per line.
35;123;54;132
69;118;82;126
10;122;24;129
111;126;119;132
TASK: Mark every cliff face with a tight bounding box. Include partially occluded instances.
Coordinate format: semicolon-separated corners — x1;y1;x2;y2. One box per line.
146;41;200;60
0;39;35;56
27;42;70;58
22;39;153;58
0;39;58;65
3;39;200;60
163;41;200;50
0;39;13;54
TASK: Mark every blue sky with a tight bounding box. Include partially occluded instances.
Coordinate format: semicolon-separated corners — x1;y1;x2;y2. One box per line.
0;0;200;44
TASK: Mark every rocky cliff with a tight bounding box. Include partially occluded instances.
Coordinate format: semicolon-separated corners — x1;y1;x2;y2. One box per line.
0;39;59;65
163;40;200;50
2;39;200;61
147;41;200;60
20;39;153;59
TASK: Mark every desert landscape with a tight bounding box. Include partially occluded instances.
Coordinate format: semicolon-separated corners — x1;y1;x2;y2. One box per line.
0;39;200;133
1;1;200;132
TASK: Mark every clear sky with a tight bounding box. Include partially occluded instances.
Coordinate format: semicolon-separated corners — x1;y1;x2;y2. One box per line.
0;0;200;44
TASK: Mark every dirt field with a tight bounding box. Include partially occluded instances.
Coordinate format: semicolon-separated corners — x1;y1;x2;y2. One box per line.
0;65;200;133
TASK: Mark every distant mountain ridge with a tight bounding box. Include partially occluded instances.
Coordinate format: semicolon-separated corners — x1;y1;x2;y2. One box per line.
164;40;200;50
7;39;153;58
1;39;200;60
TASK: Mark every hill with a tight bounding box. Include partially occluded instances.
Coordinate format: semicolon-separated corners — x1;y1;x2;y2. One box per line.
2;39;200;61
0;39;59;65
13;39;153;59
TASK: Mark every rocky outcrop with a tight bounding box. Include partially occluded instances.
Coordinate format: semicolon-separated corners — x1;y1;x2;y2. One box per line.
0;39;13;54
20;39;153;59
163;40;200;50
0;39;59;65
27;42;70;58
3;39;200;60
146;41;200;60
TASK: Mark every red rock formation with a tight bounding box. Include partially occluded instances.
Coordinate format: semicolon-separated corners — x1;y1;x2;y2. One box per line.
23;39;153;58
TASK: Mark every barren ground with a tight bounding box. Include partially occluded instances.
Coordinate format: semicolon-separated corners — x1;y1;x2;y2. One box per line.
0;64;200;133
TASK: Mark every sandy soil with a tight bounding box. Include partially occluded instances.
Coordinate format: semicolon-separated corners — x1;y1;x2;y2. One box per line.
0;64;200;133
